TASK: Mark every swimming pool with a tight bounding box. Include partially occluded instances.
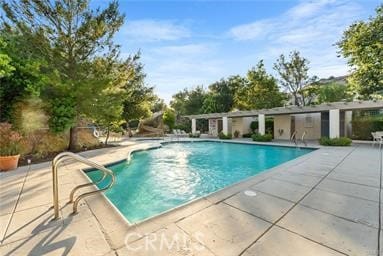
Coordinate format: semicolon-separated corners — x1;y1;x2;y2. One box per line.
86;141;314;223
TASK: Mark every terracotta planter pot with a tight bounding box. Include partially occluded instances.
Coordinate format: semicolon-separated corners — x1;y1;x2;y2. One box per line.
0;154;20;171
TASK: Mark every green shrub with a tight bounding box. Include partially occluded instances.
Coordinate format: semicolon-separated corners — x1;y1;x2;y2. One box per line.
233;130;240;138
218;132;232;139
242;133;253;138
252;133;273;142
319;137;352;146
250;119;274;135
351;116;383;140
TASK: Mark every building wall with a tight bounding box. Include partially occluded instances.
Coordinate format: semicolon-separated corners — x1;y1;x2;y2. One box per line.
208;119;218;136
231;118;243;136
274;115;291;140
294;113;321;140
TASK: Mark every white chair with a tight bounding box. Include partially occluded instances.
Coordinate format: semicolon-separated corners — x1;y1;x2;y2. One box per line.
372;132;383;147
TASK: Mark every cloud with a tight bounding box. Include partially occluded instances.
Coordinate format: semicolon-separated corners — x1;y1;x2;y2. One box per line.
227;0;365;78
121;19;190;42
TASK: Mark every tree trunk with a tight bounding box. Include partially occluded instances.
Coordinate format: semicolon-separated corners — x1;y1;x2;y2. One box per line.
105;126;110;145
68;126;78;151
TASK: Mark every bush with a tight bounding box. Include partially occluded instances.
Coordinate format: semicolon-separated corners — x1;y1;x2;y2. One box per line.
0;123;22;156
218;132;232;139
250;119;274;135
319;137;352;146
351;116;383;140
233;130;240;138
252;133;273;142
242;133;253;138
163;109;176;131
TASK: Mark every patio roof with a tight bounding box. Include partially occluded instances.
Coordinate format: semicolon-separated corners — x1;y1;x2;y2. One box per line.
184;100;383;119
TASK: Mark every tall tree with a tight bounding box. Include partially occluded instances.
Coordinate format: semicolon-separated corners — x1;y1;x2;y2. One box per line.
235;61;285;110
338;4;383;99
1;0;124;150
170;86;206;115
274;51;315;106
317;82;351;103
122;53;155;124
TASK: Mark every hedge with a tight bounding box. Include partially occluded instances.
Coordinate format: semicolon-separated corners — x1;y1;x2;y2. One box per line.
319;137;352;146
218;132;232;139
252;133;273;142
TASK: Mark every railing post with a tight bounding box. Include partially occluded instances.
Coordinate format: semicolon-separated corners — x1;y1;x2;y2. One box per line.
52;161;60;219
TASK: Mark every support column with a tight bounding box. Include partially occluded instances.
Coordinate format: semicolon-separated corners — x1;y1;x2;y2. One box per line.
258;114;265;135
192;118;196;134
329;109;340;138
222;116;229;135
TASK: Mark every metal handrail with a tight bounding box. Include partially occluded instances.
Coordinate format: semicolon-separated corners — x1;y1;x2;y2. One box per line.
290;131;298;145
301;131;307;146
52;152;115;219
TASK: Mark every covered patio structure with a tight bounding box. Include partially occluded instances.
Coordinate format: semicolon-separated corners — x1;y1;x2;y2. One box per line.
185;101;383;139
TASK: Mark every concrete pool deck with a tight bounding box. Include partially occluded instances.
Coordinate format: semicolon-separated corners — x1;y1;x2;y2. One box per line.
0;139;381;255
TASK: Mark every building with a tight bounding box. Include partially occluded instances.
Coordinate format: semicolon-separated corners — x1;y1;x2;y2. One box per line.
184;101;383;140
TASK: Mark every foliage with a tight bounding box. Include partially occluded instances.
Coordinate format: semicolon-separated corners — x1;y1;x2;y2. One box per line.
319;137;352;146
317;83;351;103
47;97;76;133
151;96;166;113
235;61;285;109
0;31;46;122
163;109;176;131
174;117;191;133
274;51;316;106
233;130;240;138
170;86;206;115
0;37;14;78
351;115;383;140
249;119;274;134
338;4;383;99
0;123;22;155
1;0;125;150
250;121;258;133
218;132;232;139
202;76;240;113
122;53;155;122
242;133;253;138
252;133;273;142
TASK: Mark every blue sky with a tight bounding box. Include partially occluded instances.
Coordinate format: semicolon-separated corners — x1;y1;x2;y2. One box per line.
95;0;380;103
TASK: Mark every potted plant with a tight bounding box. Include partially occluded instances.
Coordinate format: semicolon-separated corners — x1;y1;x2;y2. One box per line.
0;123;22;171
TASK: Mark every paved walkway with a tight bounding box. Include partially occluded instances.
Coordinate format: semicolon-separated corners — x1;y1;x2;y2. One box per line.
0;141;381;256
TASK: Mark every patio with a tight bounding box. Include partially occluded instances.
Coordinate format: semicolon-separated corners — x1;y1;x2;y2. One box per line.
0;140;381;256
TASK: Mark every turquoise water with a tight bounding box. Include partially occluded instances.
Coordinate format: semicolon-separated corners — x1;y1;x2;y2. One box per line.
86;142;314;223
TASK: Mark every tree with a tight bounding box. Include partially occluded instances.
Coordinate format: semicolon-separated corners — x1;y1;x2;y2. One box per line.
0;31;46;122
1;0;124;150
338;4;383;99
235;61;285;110
200;76;245;113
317;83;351;103
0;37;14;78
151;96;166;113
274;51;316;106
170;86;206;115
163;109;175;131
122;53;155;124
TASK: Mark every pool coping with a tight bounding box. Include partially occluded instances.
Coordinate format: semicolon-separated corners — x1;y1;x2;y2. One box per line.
77;139;321;249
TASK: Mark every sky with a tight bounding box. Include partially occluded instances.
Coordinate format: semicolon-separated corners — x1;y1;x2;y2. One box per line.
94;0;381;103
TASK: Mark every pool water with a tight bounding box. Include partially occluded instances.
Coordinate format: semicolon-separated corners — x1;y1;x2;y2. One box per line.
86;142;314;223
